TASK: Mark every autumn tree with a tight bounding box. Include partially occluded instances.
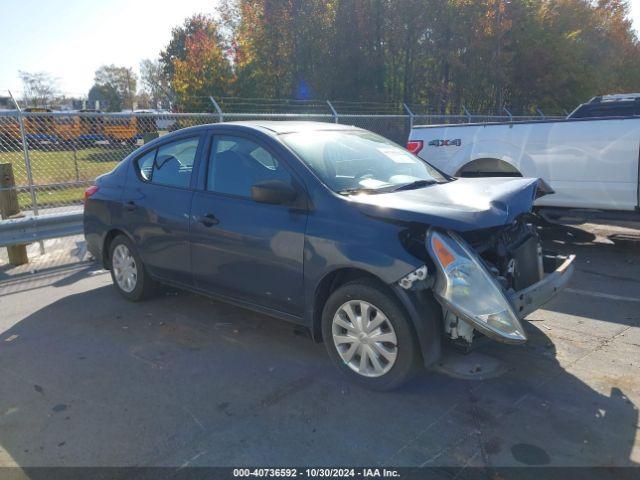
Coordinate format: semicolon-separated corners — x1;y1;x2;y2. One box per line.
231;1;294;98
592;0;640;94
160;14;233;111
155;0;640;113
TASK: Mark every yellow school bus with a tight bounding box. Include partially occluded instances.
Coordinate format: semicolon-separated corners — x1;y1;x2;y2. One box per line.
103;115;138;143
54;115;82;144
0;111;21;148
76;110;106;143
23;108;57;146
77;109;105;142
135;114;157;138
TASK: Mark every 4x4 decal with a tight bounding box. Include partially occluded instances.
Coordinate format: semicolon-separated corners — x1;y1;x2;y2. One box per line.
428;139;461;147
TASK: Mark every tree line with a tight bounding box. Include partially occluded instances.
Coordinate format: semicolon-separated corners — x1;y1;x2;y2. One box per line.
21;0;640;114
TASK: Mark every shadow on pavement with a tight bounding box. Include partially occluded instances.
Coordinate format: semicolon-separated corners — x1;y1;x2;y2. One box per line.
537;223;640;326
0;262;103;297
0;280;637;469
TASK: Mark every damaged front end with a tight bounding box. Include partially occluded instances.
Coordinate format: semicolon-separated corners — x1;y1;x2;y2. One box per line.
426;219;575;346
375;176;575;348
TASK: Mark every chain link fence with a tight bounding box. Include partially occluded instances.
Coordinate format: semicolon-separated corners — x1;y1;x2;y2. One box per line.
0;106;564;220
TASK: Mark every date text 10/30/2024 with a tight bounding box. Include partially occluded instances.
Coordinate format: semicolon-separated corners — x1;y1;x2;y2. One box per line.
233;468;401;478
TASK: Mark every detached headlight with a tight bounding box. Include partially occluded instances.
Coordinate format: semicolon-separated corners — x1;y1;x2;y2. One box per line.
427;230;527;343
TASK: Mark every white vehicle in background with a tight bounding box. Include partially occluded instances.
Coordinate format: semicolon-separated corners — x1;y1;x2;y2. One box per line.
407;94;640;221
133;109;176;131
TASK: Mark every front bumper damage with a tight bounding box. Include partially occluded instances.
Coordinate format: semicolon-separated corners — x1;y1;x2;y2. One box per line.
438;252;575;345
508;253;575;319
425;229;576;345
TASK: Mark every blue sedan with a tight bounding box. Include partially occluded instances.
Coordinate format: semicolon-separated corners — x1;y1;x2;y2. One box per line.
84;121;574;389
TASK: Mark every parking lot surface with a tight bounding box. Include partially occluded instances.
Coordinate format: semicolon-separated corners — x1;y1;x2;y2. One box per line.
0;223;639;469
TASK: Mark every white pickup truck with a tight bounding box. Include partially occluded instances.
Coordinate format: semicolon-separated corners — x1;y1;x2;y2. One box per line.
407;116;640;219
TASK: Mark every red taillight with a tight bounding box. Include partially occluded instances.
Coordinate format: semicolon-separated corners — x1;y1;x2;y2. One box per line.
406;140;423;154
84;185;99;202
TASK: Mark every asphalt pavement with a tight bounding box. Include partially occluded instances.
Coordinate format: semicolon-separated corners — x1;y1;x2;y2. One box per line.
0;222;638;470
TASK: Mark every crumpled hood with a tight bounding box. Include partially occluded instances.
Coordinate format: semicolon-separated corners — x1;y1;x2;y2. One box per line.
349;177;552;232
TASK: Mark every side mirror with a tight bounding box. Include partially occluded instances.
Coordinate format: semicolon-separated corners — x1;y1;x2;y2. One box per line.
251;180;298;205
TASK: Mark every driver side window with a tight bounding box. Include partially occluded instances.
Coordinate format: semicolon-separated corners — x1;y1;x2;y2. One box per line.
207;135;292;198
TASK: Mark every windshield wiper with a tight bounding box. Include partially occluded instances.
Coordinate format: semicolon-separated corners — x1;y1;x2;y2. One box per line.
338;187;386;195
391;180;438;192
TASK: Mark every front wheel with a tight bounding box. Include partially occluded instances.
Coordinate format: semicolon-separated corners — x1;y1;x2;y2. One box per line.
109;235;156;301
322;280;421;390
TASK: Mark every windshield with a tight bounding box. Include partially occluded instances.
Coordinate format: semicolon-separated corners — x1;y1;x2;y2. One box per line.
281;130;448;194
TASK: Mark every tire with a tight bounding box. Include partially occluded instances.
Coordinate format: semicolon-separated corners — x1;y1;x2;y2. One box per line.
321;279;421;390
108;234;156;302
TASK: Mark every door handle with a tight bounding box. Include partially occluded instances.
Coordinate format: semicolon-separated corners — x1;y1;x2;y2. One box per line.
125;200;137;211
199;213;219;227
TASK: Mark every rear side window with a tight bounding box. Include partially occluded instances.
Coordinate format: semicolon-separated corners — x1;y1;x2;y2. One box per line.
137;150;155;181
134;137;200;188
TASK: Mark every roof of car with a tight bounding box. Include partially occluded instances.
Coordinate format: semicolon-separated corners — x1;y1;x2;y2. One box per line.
135;120;363;152
223;120;362;134
590;93;640;103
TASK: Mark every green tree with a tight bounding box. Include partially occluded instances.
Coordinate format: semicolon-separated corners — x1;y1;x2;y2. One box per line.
231;0;336;100
87;84;121;111
328;0;386;101
93;65;137;111
140;59;173;109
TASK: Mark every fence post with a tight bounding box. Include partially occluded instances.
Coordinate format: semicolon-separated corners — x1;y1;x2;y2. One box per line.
9;90;44;255
73;144;80;182
0;163;29;265
462;105;472;123
209;96;224;123
9;91;39;218
403;103;415;129
326;100;339;123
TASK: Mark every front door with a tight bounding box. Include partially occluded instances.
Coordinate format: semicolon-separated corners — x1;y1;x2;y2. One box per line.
190;133;307;316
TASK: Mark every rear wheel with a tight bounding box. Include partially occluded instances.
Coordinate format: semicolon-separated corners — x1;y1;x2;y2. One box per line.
322;280;421;390
109;235;156;301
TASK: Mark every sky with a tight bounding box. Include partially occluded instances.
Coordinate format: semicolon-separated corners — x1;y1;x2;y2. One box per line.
0;0;219;97
631;0;640;37
1;0;640;99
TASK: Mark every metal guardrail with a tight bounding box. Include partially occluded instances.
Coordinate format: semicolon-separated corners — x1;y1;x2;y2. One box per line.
0;212;83;247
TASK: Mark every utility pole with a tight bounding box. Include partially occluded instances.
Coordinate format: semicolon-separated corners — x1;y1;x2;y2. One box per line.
495;0;504;111
126;69;134;111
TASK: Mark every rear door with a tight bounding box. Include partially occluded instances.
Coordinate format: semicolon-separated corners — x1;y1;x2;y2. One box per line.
189;131;307;316
524;119;640;210
122;133;205;285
